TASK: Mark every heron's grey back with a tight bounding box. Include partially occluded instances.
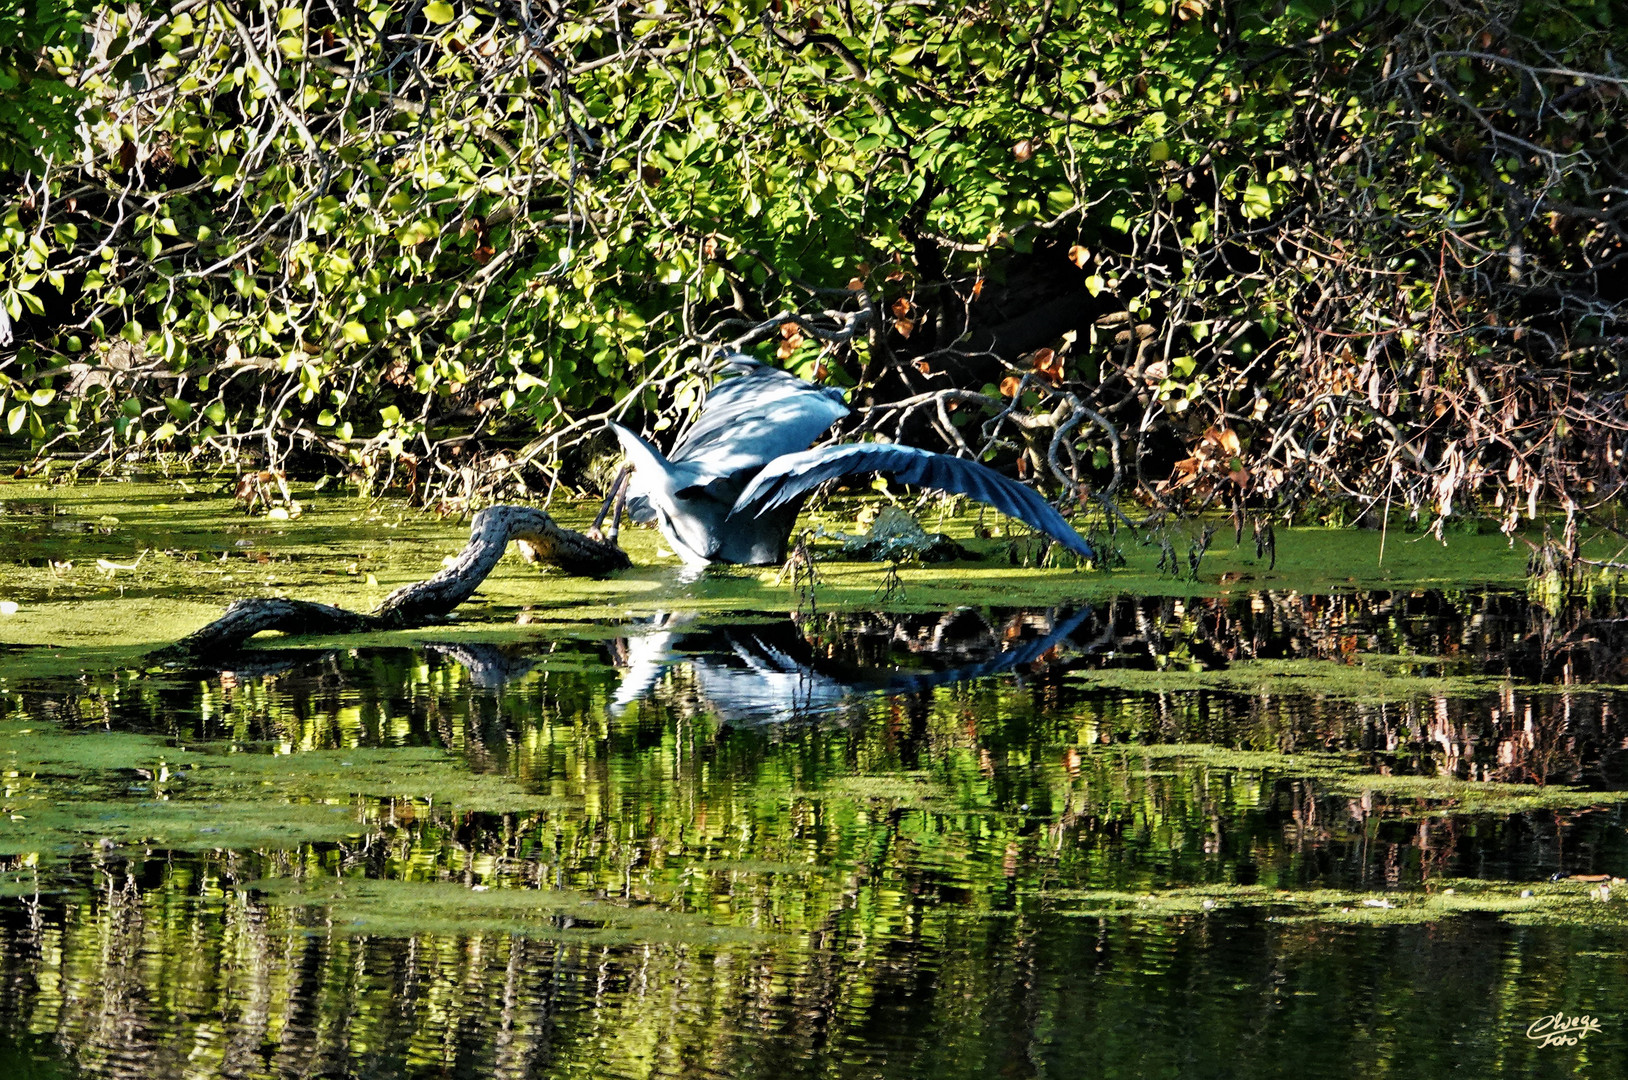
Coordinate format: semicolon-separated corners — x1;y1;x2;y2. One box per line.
669;364;849;479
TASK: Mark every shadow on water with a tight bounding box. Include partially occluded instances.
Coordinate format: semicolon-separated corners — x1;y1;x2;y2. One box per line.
1;588;1627;1078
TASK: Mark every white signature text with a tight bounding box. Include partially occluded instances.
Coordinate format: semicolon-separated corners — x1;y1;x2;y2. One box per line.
1526;1012;1602;1048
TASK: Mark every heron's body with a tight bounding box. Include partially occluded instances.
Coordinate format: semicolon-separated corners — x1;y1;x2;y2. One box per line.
610;360;1094;566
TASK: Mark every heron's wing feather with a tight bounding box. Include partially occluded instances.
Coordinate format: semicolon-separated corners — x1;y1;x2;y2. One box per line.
609;422;672;479
669;367;849;477
734;444;1095;558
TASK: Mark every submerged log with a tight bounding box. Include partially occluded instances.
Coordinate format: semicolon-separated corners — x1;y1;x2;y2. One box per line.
164;505;631;658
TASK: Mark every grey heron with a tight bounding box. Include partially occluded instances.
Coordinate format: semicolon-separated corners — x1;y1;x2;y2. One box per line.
607;357;1095;566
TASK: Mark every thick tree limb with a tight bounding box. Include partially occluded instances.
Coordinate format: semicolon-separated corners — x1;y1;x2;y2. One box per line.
160;506;630;659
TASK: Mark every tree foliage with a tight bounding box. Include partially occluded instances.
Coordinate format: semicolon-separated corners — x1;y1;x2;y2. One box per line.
1;0;1624;529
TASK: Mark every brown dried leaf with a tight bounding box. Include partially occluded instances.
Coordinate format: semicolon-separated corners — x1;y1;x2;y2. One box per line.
1031;347;1064;386
891;297;912;317
1012;138;1035;162
1205;427;1241;455
1000;375;1023;398
1068;244;1089;268
894;317;915;339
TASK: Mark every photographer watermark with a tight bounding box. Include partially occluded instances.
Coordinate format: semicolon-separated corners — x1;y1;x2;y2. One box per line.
1526;1012;1602;1048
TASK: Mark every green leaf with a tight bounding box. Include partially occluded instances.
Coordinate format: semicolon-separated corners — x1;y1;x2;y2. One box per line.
1241;183;1273;219
341;321;370;344
423;1;455;24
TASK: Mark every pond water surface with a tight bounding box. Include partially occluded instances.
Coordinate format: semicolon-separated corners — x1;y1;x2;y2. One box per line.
3;477;1627;1077
3;579;1628;1078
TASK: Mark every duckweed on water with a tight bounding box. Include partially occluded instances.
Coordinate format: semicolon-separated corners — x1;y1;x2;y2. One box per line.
1072;658;1504;703
0;719;571;868
1084;741;1628;817
250;877;777;944
1035;878;1628;928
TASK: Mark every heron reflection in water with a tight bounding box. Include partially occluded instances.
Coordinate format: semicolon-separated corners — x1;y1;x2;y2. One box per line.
608;607;1096;724
603;356;1095;566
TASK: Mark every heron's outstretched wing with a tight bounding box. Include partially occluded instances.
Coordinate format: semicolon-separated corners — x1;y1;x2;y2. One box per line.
734;444;1095;558
668;363;849;477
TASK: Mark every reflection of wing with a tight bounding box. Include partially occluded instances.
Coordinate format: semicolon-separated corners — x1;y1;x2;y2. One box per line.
669;363;849;479
734;443;1094;558
870;607;1095;695
689;633;850;722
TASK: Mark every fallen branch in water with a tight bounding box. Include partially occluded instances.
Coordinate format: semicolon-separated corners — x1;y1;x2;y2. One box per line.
158;505;630;659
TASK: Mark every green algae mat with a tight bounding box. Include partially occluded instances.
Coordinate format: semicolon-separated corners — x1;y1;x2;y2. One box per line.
0;471;1564;660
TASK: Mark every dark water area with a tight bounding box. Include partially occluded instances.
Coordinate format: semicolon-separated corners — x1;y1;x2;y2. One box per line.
2;588;1627;1078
